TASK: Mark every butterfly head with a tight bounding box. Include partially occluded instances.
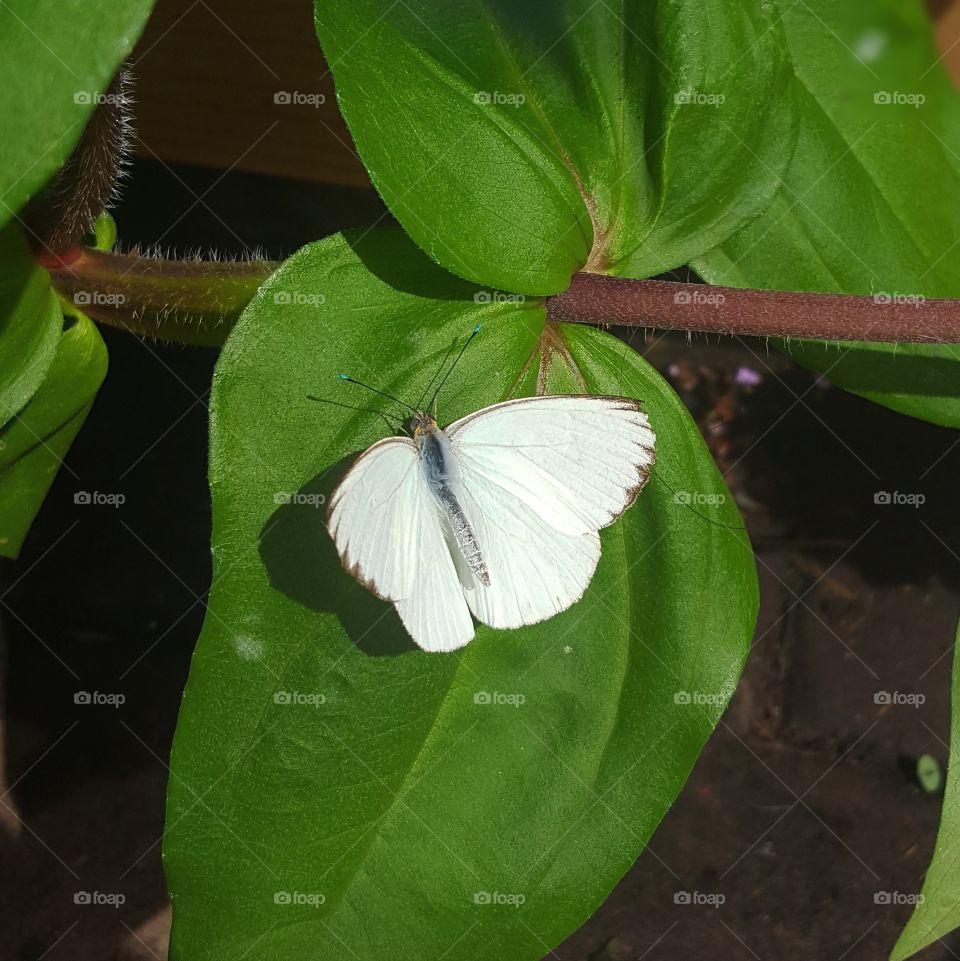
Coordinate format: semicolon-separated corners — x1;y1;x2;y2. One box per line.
409;411;438;436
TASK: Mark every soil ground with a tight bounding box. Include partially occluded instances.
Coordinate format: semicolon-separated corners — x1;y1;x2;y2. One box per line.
2;162;959;961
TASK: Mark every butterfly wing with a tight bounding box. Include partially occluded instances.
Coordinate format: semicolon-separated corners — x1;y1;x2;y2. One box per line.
445;395;655;630
327;437;474;652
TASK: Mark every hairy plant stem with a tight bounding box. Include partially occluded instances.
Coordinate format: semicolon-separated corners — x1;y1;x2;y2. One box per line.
42;252;960;347
42;247;277;347
24;66;135;256
546;272;960;343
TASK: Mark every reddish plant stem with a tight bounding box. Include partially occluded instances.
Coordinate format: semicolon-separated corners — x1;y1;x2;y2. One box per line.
546;272;960;343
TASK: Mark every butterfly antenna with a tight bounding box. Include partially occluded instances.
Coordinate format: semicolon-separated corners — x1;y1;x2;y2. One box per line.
306;394;403;434
336;374;416;415
415;338;460;413
428;324;481;411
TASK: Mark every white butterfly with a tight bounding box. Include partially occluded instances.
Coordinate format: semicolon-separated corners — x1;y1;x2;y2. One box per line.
327;392;656;652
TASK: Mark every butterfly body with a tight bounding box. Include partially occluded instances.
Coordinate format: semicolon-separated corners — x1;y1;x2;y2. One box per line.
414;414;491;588
328;395;656;652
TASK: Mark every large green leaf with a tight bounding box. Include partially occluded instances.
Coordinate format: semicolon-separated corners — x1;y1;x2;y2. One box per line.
165;230;757;961
0;221;62;425
0;309;107;558
314;0;796;295
0;0;154;229
693;0;960;428
891;622;960;960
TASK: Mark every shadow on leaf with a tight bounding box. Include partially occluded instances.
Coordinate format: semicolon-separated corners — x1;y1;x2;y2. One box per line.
343;228;480;302
258;454;417;657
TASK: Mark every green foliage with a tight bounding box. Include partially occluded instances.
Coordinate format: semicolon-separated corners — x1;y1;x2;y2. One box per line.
164;230;757;961
0;220;108;558
0;309;107;557
90;210;118;251
694;0;960;427
891;626;960;960
918;754;944;795
0;223;62;425
314;0;796;294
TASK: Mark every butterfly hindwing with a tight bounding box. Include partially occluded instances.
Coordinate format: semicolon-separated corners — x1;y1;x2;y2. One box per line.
453;476;602;630
327;437;474;652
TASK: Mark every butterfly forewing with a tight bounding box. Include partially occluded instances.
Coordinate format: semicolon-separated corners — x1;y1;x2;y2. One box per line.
446;396;656;533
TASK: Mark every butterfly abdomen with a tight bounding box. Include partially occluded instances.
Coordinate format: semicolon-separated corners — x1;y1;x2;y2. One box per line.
418;426;491;588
